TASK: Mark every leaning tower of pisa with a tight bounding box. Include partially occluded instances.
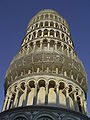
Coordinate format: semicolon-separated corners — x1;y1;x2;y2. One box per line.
0;9;89;120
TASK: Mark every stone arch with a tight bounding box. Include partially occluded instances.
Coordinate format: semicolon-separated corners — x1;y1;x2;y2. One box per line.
20;82;25;91
30;42;33;49
37;30;42;37
35;23;38;28
59;81;66;107
55;15;58;20
50;40;55;48
50;29;54;37
48;80;56;104
63;26;66;32
45;21;48;27
68;84;74;110
37;77;47;83
18;93;24;107
62;116;77;120
50;21;54;27
32;31;36;39
13;114;28;120
42;39;48;48
77;96;82;113
11;84;17;107
61;32;64;39
18;82;25;107
56;31;60;39
57;41;61;50
40;14;44;19
39;22;43;28
45;14;49;19
55;23;59;28
36;41;40;48
37;80;45;104
50;14;53;19
44;29;48;36
48;78;57;85
37;16;40;21
63;44;67;54
27;80;35;106
34;112;56;120
75;87;79;96
14;117;27;120
12;84;17;92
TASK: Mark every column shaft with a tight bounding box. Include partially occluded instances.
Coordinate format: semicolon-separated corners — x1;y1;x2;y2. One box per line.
74;91;79;112
48;41;50;50
55;42;57;50
45;83;48;104
14;89;19;107
23;85;28;106
40;41;43;49
66;87;70;109
7;93;12;110
34;83;37;105
56;85;59;106
2;95;8;111
33;42;36;51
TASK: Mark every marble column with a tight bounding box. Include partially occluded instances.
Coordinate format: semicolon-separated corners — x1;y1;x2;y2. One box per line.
56;84;59;106
73;90;79;112
2;92;9;111
80;95;84;114
34;83;37;105
45;82;48;104
55;41;57;50
37;67;40;73
7;93;12;110
40;41;43;50
56;68;58;74
66;86;70;109
14;88;19;107
27;44;30;54
83;94;88;115
48;40;50;50
33;41;36;51
67;46;69;57
61;43;64;52
46;67;49;73
23;83;28;106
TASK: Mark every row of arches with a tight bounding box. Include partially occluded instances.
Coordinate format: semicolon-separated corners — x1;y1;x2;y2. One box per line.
29;12;68;29
3;79;87;115
27;20;69;36
23;28;73;48
21;38;76;59
7;59;85;88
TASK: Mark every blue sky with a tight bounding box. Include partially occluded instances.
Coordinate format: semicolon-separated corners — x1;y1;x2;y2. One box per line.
0;0;90;116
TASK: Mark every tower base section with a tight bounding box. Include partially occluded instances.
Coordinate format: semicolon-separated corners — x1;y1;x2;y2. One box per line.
0;106;89;120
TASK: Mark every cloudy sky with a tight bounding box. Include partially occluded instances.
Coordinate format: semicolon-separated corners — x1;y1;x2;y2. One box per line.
0;0;90;116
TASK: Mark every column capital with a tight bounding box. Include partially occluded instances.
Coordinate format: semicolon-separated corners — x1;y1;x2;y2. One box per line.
65;86;69;89
33;41;36;45
45;82;49;86
25;83;28;87
48;40;50;43
55;41;58;44
40;40;43;43
56;83;59;87
6;90;9;96
34;82;38;86
16;86;20;91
